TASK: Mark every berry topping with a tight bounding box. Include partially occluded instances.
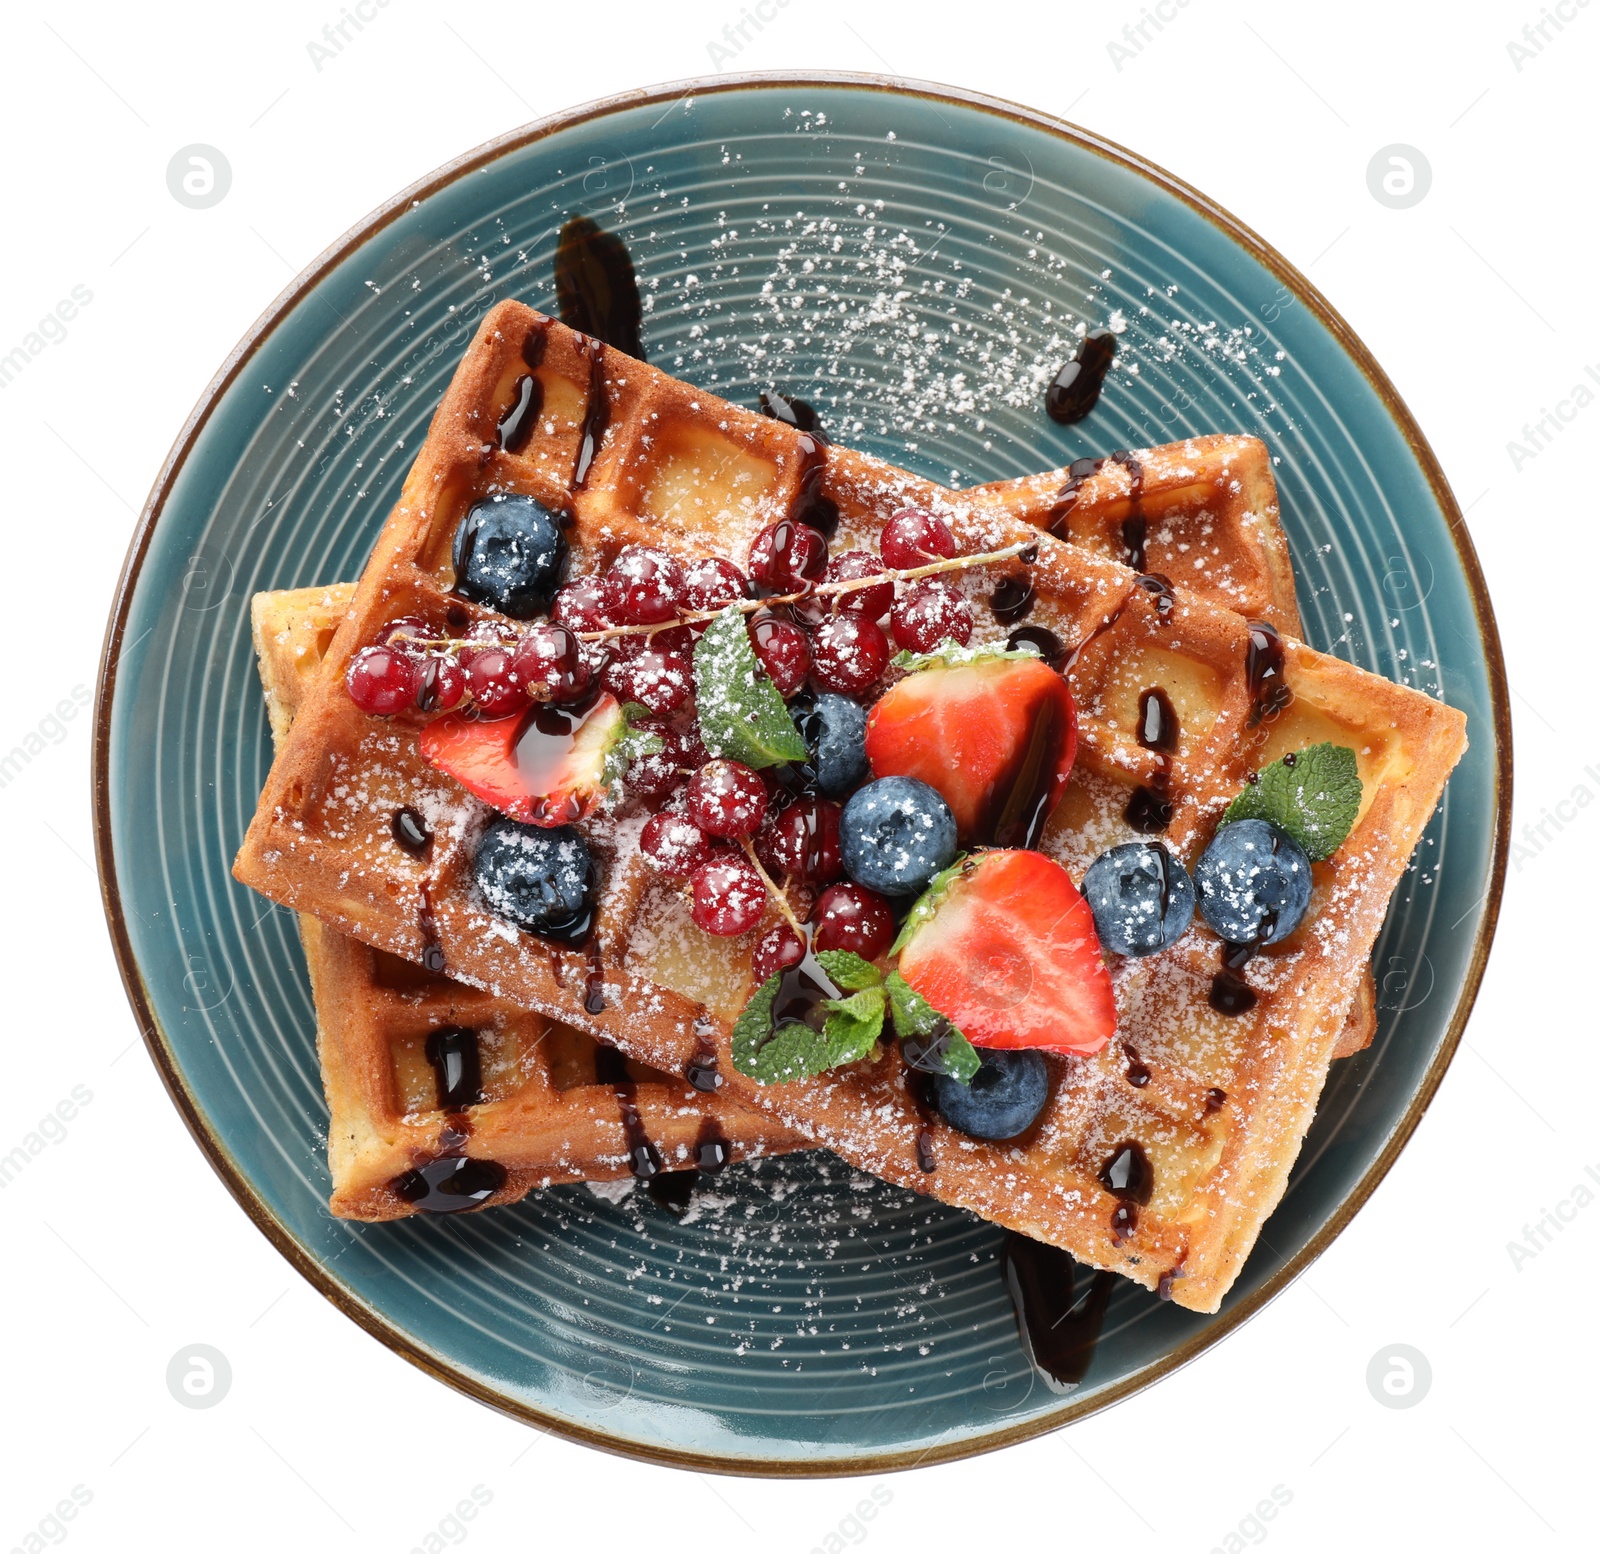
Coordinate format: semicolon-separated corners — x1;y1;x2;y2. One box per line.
378;615;435;655
792;693;868;797
551;576;613;634
810;615;891;696
473;816;595;937
865;650;1076;846
752;922;806;982
512;624;592;704
749;519;828;591
890;580;972;654
605;545;686;625
640;812;714;878
421;693;629;826
463;646;528;719
414;656;467;713
452;494;568;619
690;855;767;936
933;1049;1050;1141
894;849;1116;1055
1193;819;1312;945
748;616;811;697
823;551;894;618
755;796;843;886
600;648;693;715
686;760;768;839
684;556;751;611
1081;841;1196;957
812;882;895;961
840;776;958;896
879;508;956;570
346;645;420;716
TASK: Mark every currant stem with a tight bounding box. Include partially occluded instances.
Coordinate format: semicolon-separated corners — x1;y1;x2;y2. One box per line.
739;839;804;936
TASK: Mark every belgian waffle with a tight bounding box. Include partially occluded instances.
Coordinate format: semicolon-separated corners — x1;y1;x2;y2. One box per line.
253;583;806;1220
235;303;1464;1310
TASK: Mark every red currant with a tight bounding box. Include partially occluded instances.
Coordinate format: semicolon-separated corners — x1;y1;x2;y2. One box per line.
606;546;686;625
512;624;589;702
810;615;891;696
749;615;811;697
602;649;693;715
686;760;768;839
347;645;420;716
414;656;466;713
749;520;828;592
824;551;894;618
640;812;714;878
880;508;957;570
464;647;527;718
690;856;767;936
755;797;843;885
377;615;435;656
551;577;613;634
684;556;751;611
891;580;973;654
813;882;895;961
752;922;806;982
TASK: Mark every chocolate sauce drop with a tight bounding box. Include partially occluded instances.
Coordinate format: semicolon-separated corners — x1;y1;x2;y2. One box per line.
685;1022;723;1094
988;574;1036;627
1045;330;1117;425
392;1156;506;1213
787;431;839;538
1157;1264;1186;1301
571;333;609;488
646;1171;696;1214
696;1121;731;1175
978;684;1070;849
554;216;644;359
595;1044;663;1180
1205;1087;1228;1114
1002;1234;1116;1392
1122;1042;1152;1088
424;1025;483;1110
763;931;842;1043
1123;685;1180;834
1046;455;1105;537
759;390;825;435
915;1129;938;1174
1245;620;1291;725
1099;1140;1154;1245
1135;571;1177;619
391;806;432;856
496;374;544;454
1110;449;1147;570
1207;912;1276;1016
417;882;446;975
1005;624;1067;669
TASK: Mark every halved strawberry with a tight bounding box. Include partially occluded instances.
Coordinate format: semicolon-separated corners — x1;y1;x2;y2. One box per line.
865;648;1077;847
894;849;1114;1055
420;693;630;827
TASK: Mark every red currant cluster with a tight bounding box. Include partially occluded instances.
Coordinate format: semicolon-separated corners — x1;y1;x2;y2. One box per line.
639;757;895;971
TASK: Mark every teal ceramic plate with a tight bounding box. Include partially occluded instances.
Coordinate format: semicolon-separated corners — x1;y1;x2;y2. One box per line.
94;74;1508;1474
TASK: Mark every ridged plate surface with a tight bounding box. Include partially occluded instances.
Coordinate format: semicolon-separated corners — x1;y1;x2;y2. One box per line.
98;77;1505;1472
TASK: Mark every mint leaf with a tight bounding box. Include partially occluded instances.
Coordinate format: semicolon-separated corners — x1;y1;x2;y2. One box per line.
731;973;832;1084
814;950;884;992
891;641;1047;674
1221;741;1362;860
885;972;980;1083
601;702;665;791
889;854;969;957
693;606;809;769
822;985;887;1066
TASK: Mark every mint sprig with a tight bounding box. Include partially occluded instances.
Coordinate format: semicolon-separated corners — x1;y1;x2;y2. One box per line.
1221;741;1362;860
692;605;810;769
886;972;980;1083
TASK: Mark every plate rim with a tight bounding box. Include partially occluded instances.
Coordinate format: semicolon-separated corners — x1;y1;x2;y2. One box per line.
90;69;1512;1478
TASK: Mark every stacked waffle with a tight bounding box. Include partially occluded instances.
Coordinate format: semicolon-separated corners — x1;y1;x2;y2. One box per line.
237;303;1464;1312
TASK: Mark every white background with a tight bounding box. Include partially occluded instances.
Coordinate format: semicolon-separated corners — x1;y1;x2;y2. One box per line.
1;1;1591;1549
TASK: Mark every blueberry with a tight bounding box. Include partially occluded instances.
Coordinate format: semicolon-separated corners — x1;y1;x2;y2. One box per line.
840;776;957;896
934;1049;1050;1141
1193;818;1311;945
1082;841;1195;957
453;494;568;618
473;816;594;936
792;692;868;796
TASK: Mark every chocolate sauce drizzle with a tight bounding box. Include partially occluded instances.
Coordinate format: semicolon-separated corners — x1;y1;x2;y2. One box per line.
1124;686;1180;833
1044;329;1117;425
389;1036;504;1213
1002;1234;1117;1392
425;1025;483;1110
685;1015;723;1093
645;1119;734;1215
759;390;824;434
1208;912;1277;1016
1005;624;1066;669
788;431;839;538
1099;1140;1154;1245
391;806;432;856
571;333;609;488
1045;448;1143;550
595;1044;663;1181
988;574;1036;626
417;882;446;975
393;1155;506;1212
977;685;1071;850
1245;620;1291;725
554;216;644;359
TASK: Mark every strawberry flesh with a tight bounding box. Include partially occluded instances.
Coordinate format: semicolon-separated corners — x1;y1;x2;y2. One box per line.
865;655;1077;847
897;849;1115;1055
420;693;625;826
